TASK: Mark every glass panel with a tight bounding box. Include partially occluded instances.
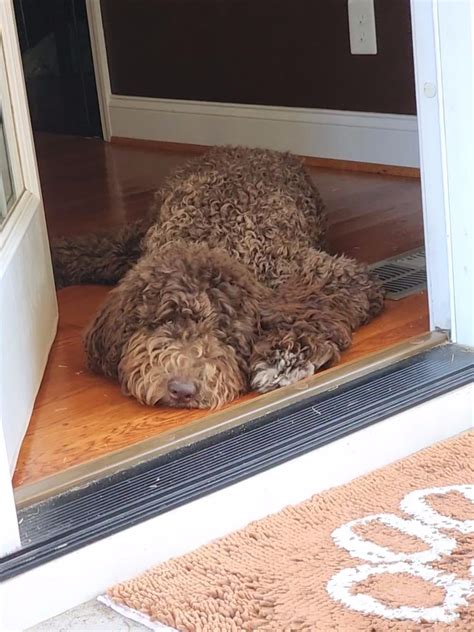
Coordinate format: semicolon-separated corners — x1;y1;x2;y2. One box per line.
0;102;16;223
0;39;23;230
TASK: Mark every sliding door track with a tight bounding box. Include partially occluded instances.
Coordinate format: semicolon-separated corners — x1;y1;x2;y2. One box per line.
1;339;472;580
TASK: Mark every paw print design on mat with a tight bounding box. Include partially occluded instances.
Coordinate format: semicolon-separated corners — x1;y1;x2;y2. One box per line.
327;485;474;623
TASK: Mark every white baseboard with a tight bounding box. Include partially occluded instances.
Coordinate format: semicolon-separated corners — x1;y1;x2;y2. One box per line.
109;95;420;168
2;384;471;631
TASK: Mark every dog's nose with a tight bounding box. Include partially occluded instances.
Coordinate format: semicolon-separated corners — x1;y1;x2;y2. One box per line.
168;378;197;403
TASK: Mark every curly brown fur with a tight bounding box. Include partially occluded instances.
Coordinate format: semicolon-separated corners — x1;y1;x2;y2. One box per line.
250;248;384;391
143;146;328;288
84;241;268;408
51;217;151;289
55;146;384;409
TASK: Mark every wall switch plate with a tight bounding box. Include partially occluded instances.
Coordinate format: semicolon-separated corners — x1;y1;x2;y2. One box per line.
348;0;377;55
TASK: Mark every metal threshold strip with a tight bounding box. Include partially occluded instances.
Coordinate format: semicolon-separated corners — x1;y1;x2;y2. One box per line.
2;334;473;581
15;331;445;508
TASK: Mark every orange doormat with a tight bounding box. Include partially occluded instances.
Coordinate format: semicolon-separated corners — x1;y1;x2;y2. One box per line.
100;432;473;631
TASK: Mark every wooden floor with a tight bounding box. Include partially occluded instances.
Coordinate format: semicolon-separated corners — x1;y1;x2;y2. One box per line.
13;134;428;488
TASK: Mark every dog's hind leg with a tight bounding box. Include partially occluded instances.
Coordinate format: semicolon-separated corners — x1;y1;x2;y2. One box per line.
51;217;150;288
250;248;385;392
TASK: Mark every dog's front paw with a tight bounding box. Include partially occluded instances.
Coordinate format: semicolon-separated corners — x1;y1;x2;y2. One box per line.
251;351;315;393
250;340;338;393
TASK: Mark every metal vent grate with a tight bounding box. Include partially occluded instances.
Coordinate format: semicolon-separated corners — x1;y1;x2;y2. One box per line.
371;248;426;299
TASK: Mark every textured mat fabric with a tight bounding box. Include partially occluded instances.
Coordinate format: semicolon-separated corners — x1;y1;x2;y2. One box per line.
103;432;473;631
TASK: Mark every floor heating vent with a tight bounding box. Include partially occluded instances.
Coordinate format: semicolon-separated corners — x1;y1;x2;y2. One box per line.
370;248;426;300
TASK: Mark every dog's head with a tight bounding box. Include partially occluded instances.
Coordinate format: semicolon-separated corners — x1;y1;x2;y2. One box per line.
86;243;265;409
118;320;247;409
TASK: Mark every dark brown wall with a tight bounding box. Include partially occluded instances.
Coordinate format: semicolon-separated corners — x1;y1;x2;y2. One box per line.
101;0;416;115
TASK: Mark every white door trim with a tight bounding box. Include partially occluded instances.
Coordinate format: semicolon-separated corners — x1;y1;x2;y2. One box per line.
0;2;40;199
411;0;474;344
1;384;471;631
0;0;57;546
0;36;23;220
0;424;20;556
85;0;112;141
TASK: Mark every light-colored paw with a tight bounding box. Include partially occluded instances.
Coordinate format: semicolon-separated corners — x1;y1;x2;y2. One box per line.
250;344;336;393
250;350;315;393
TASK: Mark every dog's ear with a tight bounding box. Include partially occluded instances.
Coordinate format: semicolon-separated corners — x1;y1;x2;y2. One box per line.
189;246;266;367
84;252;169;378
142;243;265;359
84;282;142;378
212;285;262;367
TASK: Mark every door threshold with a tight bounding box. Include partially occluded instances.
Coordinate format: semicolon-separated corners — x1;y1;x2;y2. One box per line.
3;336;473;581
15;331;447;508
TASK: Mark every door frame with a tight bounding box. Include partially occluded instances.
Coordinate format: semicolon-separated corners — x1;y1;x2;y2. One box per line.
0;0;57;554
410;0;473;345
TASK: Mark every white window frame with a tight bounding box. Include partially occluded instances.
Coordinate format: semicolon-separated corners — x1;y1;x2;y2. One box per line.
0;35;23;223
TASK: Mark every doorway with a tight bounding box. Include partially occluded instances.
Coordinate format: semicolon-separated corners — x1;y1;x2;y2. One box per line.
12;1;430;491
14;0;101;137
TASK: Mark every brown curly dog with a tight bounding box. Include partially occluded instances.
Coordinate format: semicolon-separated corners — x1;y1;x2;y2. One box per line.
52;146;384;409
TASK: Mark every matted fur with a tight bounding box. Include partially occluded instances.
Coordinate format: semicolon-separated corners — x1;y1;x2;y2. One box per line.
52;146;384;409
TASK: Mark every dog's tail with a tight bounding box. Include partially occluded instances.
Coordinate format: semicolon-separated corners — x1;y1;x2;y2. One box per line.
51;217;150;288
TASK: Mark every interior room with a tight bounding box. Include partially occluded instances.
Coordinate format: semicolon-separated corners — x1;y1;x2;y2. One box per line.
12;0;428;493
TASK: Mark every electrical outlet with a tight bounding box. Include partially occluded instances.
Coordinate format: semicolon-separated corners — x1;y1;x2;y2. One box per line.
348;0;377;55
